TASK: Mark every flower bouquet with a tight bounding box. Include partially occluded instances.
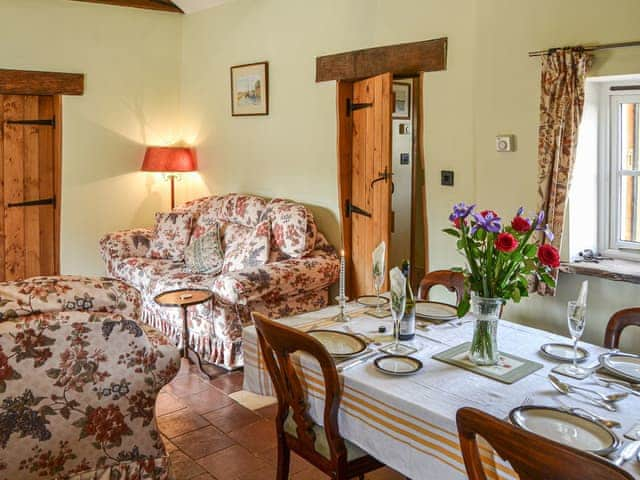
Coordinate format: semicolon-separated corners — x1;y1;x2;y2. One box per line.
444;203;560;365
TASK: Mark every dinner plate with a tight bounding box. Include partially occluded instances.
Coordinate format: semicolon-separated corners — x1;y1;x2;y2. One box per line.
601;352;640;383
540;343;589;363
374;355;423;376
509;406;618;456
357;295;390;307
308;330;367;358
415;301;458;320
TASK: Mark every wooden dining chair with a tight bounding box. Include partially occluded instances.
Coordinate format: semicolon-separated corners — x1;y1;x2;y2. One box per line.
604;307;640;349
456;407;633;480
252;312;384;480
417;269;465;305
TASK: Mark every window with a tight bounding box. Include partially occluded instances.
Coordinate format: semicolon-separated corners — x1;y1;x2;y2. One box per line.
569;76;640;263
609;94;640;249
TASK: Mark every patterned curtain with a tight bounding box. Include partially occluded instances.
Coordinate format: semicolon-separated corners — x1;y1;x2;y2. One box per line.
535;48;592;294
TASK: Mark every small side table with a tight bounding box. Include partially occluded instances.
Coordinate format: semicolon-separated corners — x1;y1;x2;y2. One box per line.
154;288;214;380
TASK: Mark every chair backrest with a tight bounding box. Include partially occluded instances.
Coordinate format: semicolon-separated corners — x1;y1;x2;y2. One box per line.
417;270;465;305
456;407;633;480
605;307;640;349
252;312;347;466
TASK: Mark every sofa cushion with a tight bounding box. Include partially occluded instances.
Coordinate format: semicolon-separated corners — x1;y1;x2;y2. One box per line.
185;224;224;274
147;212;194;260
111;257;185;291
222;220;271;273
221;194;267;227
187;196;226;240
263;199;317;258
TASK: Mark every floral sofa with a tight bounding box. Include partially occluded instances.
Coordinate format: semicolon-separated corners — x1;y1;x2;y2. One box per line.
0;275;180;480
99;194;340;370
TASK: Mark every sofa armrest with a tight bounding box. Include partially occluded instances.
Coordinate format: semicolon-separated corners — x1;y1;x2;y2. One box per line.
0;312;179;478
0;275;141;320
100;228;153;270
213;247;339;305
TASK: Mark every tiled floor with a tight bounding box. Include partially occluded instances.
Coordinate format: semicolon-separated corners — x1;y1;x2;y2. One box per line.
158;362;405;480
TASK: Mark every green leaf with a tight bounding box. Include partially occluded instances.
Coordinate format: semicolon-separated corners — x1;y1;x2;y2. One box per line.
540;272;556;288
524;244;537;258
442;228;461;238
457;292;471;318
512;288;521;302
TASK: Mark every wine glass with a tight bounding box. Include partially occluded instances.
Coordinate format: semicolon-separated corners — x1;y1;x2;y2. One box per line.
567;301;587;375
388;288;406;354
373;264;385;314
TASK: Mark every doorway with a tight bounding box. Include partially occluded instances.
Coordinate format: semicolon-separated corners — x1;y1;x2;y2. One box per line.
336;73;427;298
0;94;61;280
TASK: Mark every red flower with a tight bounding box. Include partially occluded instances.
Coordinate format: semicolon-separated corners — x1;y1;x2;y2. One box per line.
85;404;131;444
511;216;532;233
452;217;465;229
480;210;499;218
538;244;560;268
494;232;519;253
0;349;14;381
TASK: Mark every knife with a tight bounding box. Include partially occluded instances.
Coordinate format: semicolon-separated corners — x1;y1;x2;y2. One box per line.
337;351;380;372
612;440;640;466
595;374;640;394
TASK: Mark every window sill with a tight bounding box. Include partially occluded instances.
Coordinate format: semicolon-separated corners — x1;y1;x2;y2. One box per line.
560;259;640;284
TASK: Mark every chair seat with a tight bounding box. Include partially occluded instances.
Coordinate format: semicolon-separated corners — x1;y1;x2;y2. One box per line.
284;410;367;461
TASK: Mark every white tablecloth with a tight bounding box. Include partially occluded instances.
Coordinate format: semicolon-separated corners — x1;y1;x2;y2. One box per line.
243;303;640;480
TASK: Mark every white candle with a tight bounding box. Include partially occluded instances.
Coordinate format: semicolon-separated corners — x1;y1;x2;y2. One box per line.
339;249;345;300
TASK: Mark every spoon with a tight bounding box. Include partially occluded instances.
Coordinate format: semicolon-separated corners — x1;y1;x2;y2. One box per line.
548;374;617;412
565;407;621;429
567;384;628;403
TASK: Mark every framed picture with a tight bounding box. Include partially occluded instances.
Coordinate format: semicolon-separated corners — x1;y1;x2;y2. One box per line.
230;61;269;116
392;82;411;119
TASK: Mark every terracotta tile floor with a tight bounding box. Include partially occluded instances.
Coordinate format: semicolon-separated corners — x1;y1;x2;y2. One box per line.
158;363;405;480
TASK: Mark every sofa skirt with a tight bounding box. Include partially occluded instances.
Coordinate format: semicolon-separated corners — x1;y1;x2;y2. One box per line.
140;288;330;370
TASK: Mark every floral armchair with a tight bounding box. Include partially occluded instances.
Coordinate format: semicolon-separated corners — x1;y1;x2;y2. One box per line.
0;276;180;480
100;194;340;370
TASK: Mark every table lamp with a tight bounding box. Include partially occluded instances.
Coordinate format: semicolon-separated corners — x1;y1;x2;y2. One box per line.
141;146;197;210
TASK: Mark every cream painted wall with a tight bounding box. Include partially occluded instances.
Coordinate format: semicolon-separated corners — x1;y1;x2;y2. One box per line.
180;0;640;351
0;0;201;275
179;0;476;251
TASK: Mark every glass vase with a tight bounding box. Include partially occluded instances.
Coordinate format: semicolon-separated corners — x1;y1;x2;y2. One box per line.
468;294;503;366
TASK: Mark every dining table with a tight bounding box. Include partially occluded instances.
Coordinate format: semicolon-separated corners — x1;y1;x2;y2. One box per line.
242;301;640;480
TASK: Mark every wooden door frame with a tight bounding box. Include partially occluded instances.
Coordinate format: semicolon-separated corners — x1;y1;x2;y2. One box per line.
0;68;84;276
327;40;445;297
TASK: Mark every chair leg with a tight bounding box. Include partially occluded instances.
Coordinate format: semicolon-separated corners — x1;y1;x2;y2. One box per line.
276;440;290;480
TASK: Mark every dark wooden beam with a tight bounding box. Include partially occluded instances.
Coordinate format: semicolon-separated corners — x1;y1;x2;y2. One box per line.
71;0;184;13
0;69;84;96
316;38;447;82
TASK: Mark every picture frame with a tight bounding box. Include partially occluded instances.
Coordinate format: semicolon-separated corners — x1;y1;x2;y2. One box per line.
392;82;411;119
230;61;269;116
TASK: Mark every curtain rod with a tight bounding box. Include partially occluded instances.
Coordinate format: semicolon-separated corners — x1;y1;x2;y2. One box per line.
528;40;640;57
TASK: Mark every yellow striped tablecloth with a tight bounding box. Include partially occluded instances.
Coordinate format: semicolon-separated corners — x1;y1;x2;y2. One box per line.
243;304;640;480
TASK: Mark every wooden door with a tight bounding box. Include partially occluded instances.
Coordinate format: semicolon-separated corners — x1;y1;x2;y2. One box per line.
0;95;59;281
338;73;392;297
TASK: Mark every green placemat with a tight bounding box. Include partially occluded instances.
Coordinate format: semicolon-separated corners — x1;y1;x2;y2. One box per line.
432;342;543;384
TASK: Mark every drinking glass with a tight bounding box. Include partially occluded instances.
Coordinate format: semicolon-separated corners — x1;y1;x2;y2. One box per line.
388;289;406;354
373;265;385;314
567;301;587;375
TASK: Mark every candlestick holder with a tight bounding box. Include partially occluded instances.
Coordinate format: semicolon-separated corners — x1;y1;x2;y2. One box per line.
333;295;350;322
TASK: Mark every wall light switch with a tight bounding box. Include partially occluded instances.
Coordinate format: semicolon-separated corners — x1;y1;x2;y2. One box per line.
441;170;454;186
496;135;516;152
400;153;410;165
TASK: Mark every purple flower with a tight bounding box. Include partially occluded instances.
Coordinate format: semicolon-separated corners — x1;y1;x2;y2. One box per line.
536;223;555;242
536;210;545;226
516;206;525;216
471;211;502;234
449;202;475;223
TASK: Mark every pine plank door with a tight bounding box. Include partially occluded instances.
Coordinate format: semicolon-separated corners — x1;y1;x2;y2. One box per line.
0;95;58;281
350;73;392;297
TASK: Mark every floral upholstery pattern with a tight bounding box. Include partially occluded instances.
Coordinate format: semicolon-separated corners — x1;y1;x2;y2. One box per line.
100;194;339;369
184;224;224;274
0;276;179;480
221;220;271;273
99;228;153;274
147;212;194;261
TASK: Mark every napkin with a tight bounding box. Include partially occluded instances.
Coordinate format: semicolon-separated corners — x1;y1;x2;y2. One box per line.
372;241;386;278
576;280;589;307
389;267;406;314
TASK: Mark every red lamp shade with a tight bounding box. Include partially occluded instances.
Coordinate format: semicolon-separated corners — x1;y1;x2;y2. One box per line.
141;147;197;173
